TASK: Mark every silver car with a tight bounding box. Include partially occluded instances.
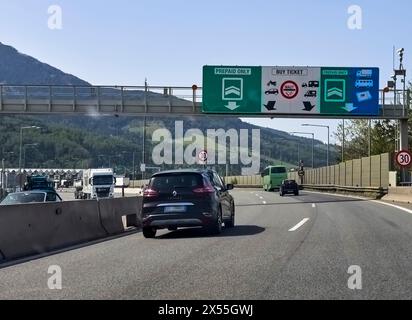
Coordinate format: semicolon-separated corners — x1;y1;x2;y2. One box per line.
0;191;62;205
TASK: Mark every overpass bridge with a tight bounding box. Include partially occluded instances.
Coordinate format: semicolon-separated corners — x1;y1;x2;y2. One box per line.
0;84;409;119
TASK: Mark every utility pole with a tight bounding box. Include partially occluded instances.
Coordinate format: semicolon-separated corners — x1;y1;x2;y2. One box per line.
395;48;408;184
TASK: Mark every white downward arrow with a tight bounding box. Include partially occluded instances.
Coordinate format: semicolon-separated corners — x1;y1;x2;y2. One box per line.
343;104;357;112
225;101;240;110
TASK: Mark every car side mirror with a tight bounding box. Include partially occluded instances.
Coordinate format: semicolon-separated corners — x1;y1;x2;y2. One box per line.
226;184;234;190
260;172;264;177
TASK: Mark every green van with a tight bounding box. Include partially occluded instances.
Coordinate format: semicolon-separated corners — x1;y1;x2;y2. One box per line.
261;165;288;191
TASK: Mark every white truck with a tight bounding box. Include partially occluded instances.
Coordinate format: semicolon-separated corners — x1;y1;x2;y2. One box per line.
74;168;116;200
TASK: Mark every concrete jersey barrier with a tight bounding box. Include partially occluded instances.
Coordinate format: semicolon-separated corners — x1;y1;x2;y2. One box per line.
0;197;144;263
98;197;142;234
0;200;107;261
382;187;412;203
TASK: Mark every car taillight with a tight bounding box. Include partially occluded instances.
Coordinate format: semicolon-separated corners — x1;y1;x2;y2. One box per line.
143;188;159;198
193;182;215;194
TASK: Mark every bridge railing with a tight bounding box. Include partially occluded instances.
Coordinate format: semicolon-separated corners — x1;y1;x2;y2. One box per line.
0;85;408;118
0;85;203;102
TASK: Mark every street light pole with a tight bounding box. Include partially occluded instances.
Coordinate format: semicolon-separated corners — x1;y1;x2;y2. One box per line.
23;144;38;169
302;124;330;183
290;132;315;168
132;151;136;181
142;116;147;180
327;126;330;168
302;124;330;167
18;126;40;187
342;120;345;162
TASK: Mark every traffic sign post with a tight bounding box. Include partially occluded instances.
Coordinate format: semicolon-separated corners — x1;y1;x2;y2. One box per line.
203;66;380;116
298;167;305;185
395;150;412;186
395;150;412;168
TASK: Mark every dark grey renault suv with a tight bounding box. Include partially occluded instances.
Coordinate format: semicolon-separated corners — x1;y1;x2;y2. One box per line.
141;169;235;238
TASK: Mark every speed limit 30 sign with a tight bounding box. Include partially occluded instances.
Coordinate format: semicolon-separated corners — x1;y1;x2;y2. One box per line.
395;150;412;168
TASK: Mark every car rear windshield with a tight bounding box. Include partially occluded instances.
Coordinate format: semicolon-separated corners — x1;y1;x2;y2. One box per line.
272;167;287;174
149;173;203;191
2;193;45;205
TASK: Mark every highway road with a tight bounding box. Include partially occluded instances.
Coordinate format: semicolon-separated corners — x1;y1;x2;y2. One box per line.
1;189;412;300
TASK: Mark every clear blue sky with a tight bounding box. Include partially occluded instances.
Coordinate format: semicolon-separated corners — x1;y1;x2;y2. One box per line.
0;0;411;143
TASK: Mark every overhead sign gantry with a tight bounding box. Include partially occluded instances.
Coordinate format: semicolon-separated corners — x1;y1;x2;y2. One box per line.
202;65;380;116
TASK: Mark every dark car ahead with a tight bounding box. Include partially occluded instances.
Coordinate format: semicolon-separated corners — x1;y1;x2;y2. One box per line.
279;180;299;197
141;169;235;238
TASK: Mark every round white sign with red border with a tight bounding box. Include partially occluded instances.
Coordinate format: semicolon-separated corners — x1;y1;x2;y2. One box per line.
395;150;412;167
280;81;299;100
198;150;208;162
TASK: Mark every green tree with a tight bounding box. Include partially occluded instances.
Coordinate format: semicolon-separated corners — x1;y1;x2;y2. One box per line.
333;82;412;162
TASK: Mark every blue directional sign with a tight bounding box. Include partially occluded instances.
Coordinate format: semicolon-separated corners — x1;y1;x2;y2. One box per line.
320;67;380;115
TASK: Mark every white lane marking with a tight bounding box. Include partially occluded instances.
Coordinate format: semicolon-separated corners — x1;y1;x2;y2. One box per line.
260;197;264;200
289;218;310;232
263;201;267;204
371;200;412;216
304;190;412;217
312;203;316;208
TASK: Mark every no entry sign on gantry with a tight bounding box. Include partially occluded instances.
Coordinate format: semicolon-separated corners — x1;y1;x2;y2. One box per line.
202;65;380;116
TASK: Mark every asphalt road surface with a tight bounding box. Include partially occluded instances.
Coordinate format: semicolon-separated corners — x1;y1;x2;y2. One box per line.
1;189;412;300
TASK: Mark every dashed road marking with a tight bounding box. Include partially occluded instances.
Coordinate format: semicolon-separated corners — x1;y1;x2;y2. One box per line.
289;218;310;232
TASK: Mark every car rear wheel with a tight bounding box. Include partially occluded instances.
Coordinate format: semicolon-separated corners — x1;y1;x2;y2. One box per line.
225;207;235;228
143;227;157;238
208;209;222;235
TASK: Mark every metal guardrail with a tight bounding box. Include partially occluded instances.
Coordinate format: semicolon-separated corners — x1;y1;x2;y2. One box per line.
302;184;387;199
0;85;409;119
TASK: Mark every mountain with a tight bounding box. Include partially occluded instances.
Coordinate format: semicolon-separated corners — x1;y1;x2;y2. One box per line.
0;42;337;176
0;42;88;86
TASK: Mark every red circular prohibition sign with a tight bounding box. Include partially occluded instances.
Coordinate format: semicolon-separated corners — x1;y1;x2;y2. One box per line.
395;150;412;167
281;81;299;100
